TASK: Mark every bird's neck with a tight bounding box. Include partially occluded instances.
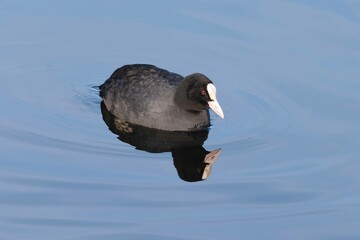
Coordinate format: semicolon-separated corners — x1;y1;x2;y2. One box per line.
174;77;201;112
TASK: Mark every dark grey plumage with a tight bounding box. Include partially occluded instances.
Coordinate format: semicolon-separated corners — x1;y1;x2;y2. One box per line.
100;64;216;131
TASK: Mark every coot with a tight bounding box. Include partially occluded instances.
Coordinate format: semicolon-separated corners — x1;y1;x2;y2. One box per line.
100;64;224;131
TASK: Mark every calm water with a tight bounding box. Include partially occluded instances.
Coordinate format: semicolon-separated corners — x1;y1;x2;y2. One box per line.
1;1;360;239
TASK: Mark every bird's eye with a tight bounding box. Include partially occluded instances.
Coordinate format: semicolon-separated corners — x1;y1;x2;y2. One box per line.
201;90;206;96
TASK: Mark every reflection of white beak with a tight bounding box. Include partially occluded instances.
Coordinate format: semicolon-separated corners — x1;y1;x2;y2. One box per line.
207;84;224;119
202;148;222;180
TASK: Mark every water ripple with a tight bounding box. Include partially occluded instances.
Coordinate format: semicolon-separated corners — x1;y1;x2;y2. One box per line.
7;217;133;228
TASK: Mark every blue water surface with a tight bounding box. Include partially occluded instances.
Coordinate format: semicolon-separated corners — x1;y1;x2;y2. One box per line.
1;1;360;239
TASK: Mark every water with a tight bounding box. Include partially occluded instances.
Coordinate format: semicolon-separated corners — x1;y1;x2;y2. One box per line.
1;0;360;239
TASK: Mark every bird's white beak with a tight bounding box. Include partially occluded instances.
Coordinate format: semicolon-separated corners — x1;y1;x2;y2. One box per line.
207;84;224;119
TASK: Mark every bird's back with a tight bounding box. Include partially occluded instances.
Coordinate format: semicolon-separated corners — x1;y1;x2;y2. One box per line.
100;64;184;125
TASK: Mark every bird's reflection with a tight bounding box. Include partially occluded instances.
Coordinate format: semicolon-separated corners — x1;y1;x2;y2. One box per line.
100;101;221;182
